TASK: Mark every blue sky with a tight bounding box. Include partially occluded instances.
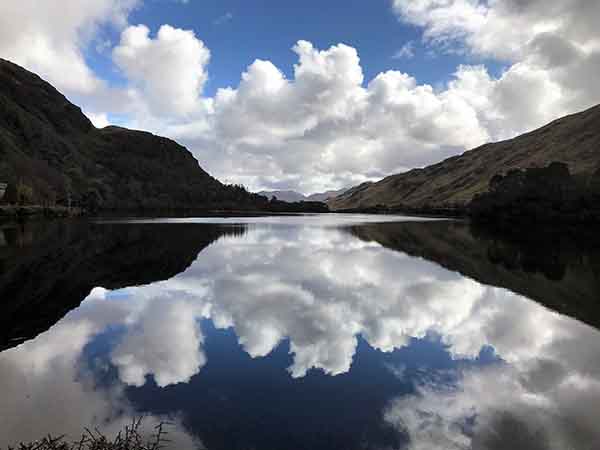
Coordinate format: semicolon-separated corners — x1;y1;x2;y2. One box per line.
91;0;498;97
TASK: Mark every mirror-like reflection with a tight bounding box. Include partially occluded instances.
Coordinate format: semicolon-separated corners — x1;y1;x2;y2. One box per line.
0;221;245;351
349;221;600;329
1;217;599;450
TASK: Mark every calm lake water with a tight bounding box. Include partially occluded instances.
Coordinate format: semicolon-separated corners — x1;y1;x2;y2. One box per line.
1;214;600;449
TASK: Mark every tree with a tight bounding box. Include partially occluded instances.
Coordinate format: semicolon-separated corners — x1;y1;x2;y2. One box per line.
16;181;34;205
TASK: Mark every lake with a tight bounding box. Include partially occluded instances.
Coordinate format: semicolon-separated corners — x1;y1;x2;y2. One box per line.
1;214;599;450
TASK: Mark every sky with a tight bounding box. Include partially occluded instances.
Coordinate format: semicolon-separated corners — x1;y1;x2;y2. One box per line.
1;0;599;194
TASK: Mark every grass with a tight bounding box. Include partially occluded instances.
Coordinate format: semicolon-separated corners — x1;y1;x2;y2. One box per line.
8;419;170;450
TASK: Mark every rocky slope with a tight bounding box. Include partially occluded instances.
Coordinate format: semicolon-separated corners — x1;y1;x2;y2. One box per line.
0;58;290;211
329;105;600;211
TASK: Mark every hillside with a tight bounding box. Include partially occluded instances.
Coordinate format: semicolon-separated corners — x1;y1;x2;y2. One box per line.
307;188;348;202
329;105;600;211
0;58;286;211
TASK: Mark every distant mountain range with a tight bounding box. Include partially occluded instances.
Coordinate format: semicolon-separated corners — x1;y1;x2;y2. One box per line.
258;188;348;203
329;105;600;211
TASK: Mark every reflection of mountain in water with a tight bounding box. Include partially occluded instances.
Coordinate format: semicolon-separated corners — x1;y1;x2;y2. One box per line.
350;221;600;329
0;221;245;351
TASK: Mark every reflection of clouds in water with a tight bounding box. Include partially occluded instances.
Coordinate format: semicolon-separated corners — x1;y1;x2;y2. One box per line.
3;224;600;448
384;310;600;449
97;226;600;383
112;294;207;387
385;365;600;449
163;226;492;377
0;296;199;447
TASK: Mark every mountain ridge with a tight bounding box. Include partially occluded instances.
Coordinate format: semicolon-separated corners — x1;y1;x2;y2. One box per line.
258;188;347;203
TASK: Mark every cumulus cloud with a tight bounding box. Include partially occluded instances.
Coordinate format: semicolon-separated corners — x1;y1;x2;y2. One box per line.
0;0;138;95
392;0;600;114
170;0;600;191
165;40;496;192
140;2;599;192
113;24;211;116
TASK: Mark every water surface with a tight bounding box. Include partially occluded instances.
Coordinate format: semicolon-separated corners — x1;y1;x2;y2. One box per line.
1;215;599;450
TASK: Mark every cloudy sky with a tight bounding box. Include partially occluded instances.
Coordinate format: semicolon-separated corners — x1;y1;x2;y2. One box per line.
1;0;599;193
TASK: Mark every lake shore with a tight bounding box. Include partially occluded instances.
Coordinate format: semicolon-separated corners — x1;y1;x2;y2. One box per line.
0;205;84;219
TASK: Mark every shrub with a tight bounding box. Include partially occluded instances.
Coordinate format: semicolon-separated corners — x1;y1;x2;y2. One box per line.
7;419;169;450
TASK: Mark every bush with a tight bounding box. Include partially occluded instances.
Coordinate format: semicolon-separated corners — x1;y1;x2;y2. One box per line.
7;419;169;450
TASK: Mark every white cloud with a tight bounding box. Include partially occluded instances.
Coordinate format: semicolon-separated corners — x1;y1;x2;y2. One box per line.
186;0;600;191
162;40;496;192
393;41;416;59
113;24;211;116
0;0;138;95
86;111;111;128
392;0;600;112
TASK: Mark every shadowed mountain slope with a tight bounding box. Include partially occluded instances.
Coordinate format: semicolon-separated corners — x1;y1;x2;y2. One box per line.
0;58;274;211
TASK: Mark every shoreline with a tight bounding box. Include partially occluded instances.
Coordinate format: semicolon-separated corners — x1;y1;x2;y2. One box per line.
0;205;463;222
0;205;84;219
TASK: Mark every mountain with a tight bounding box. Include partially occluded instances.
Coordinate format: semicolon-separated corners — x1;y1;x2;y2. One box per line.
329;104;600;211
258;188;347;203
0;58;310;212
257;190;306;203
306;188;348;202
